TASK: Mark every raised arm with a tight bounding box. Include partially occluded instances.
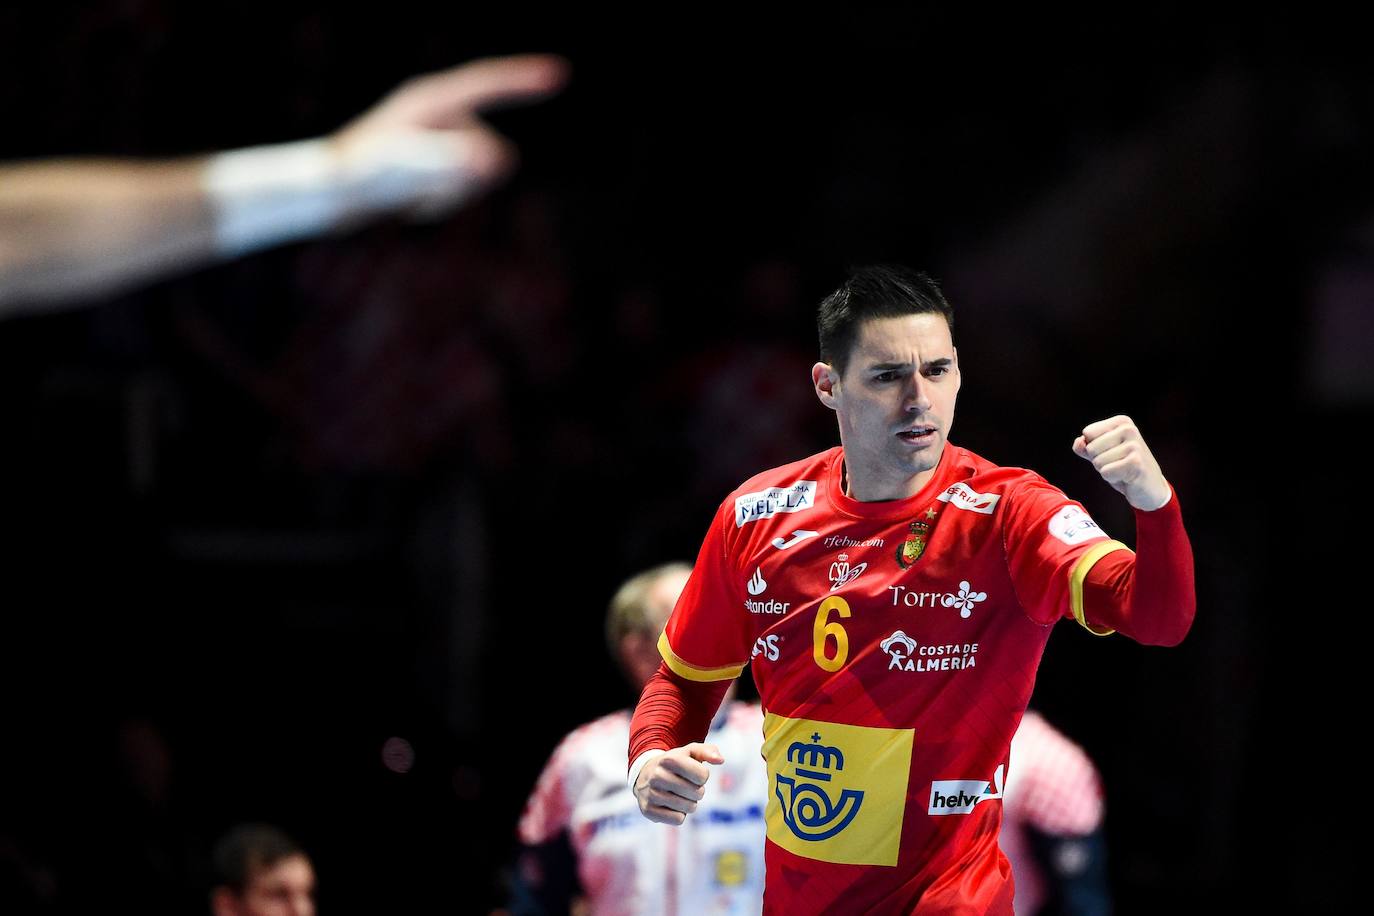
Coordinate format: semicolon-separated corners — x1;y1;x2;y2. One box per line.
1072;415;1196;645
0;53;568;315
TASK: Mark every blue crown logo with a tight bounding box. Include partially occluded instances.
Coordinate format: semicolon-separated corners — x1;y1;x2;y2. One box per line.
775;732;864;841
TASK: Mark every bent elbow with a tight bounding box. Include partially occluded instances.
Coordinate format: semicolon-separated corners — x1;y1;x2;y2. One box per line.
1148;607;1196;647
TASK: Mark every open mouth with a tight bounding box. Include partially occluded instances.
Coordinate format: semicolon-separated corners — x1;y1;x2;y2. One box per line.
897;427;936;442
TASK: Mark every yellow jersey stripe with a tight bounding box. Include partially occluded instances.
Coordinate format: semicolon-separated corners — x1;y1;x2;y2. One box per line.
658;633;746;682
1069;539;1132;637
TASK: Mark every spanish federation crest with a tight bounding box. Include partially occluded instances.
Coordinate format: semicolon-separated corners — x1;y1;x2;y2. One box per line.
896;506;939;569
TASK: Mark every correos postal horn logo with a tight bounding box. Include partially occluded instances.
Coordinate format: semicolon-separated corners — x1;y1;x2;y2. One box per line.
776;731;864;841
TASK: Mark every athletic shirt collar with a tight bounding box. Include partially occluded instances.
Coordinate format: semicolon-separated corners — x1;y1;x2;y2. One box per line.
825;443;957;521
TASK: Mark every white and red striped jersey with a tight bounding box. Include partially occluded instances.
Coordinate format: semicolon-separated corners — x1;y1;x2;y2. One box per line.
1000;709;1106;914
519;702;768;916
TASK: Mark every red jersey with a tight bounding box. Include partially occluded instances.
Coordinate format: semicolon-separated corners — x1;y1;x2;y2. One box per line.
658;443;1141;914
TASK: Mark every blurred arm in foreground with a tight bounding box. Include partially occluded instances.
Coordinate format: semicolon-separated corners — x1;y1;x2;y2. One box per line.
0;53;569;316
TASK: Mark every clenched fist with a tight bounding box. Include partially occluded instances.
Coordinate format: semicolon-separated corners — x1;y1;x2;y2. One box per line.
632;743;724;826
1072;415;1173;511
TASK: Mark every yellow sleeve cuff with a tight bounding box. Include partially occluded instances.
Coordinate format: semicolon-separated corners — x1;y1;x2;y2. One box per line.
1068;539;1133;636
658;632;746;682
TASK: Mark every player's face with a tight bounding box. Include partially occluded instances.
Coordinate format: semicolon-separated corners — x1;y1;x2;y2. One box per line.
812;313;959;501
238;855;316;916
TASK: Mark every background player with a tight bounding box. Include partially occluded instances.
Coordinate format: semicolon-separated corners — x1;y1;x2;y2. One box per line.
510;562;767;915
1001;710;1111;915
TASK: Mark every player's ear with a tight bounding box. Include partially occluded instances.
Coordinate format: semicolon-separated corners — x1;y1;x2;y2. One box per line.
812;362;839;411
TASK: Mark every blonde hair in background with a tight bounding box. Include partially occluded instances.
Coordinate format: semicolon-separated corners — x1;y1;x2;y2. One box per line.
605;562;692;661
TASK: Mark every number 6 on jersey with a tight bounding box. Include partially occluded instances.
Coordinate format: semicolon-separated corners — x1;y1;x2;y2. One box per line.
813;596;852;671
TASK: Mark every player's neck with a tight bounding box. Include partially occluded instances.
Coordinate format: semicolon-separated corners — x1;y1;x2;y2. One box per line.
842;458;940;502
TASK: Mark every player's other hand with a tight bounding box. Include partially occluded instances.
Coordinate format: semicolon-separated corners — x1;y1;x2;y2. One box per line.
633;743;724;826
1072;415;1172;511
328;54;570;223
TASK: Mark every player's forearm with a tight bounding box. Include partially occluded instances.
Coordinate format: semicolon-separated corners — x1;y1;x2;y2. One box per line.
1082;486;1196;646
0;158;217;314
0;134;438;315
627;662;731;779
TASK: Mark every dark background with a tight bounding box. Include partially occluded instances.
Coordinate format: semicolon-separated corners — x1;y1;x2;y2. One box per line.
1;5;1368;913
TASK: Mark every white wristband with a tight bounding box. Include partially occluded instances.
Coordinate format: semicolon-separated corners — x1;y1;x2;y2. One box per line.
202;130;484;260
628;749;667;793
202;138;345;259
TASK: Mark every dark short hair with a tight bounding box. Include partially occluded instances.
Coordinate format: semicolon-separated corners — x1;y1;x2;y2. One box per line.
817;265;954;375
211;823;308;894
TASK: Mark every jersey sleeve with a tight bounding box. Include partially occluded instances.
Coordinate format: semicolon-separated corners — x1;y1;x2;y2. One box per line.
1001;475;1132;633
657;498;752;681
628;661;735;778
1077;486;1195;646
